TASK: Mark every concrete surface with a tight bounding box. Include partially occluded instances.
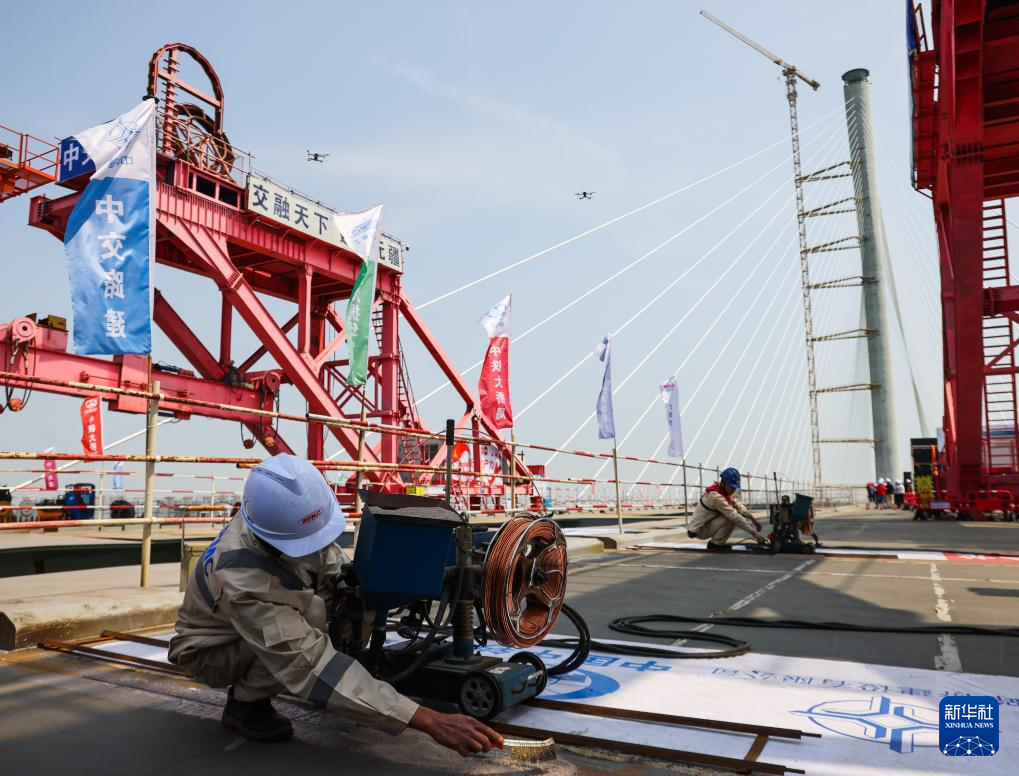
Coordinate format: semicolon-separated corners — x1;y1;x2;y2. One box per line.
565;528;691;550
568;546;1019;677
564;536;603;558
2;509;1017;773
0;563;182;649
0;648;714;775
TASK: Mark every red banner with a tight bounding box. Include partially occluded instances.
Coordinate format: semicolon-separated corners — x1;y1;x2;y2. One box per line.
80;395;104;455
43;458;58;491
479;336;513;429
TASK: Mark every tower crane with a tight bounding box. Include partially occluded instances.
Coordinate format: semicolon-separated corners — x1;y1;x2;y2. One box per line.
700;9;825;493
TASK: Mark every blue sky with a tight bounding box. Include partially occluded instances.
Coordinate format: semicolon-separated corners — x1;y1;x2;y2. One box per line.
0;1;949;498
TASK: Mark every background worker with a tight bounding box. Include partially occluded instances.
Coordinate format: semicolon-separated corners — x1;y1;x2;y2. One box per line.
169;454;502;756
894;479;906;509
687;467;767;551
875;478;888;509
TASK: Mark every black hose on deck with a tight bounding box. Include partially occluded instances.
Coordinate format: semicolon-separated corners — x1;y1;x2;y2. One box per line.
612;613;1019;638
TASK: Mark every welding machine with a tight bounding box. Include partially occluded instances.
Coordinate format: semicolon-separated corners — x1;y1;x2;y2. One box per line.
325;488;569;720
767;493;820;554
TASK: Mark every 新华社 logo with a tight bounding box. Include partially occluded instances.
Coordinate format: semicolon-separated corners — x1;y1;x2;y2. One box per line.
940;696;999;756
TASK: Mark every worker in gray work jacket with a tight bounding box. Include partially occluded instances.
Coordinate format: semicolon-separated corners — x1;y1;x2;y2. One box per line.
169;454;502;756
687;467;767;551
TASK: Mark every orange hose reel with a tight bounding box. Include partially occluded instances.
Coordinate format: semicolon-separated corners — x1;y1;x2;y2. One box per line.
482;516;568;647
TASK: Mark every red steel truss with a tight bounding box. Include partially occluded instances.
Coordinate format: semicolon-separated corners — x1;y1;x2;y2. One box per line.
0;43;531;501
912;1;1019;511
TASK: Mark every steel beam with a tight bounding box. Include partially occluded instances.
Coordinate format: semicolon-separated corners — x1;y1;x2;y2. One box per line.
0;321;274;424
152;291;291;454
161;216;384;473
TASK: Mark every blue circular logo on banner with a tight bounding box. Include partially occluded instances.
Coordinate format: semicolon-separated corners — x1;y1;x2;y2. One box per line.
544;669;619;700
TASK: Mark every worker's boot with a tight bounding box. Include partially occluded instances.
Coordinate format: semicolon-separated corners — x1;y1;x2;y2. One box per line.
705;541;733;552
222;687;294;742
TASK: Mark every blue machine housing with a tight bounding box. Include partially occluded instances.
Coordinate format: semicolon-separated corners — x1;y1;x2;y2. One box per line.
64;483;96;520
353;490;461;608
791;493;814;522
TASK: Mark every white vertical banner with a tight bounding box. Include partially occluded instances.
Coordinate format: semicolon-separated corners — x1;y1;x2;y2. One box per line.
660;376;684;458
63;99;156;354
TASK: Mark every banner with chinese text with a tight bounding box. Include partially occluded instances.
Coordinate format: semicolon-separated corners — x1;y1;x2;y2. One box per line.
63;100;155;354
660;376;684;457
334;205;384;387
80;395;104;455
478;296;513;429
43;458;58;492
595;335;615;439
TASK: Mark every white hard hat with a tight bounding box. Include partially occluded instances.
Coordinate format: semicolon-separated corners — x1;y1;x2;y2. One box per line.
896;480;902;485
877;478;884;483
241;454;346;556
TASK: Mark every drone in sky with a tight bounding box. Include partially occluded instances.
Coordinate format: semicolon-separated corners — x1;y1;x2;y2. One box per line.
574;191;595;200
307;151;330;163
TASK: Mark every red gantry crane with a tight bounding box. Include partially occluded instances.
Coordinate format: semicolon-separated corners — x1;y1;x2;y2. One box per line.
0;43;532;505
911;1;1019;516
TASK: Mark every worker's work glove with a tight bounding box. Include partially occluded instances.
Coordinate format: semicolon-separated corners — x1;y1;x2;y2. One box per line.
752;531;767;544
409;706;504;757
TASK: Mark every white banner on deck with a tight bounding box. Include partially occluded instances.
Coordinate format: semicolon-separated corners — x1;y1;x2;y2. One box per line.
100;634;1018;773
487;640;1019;774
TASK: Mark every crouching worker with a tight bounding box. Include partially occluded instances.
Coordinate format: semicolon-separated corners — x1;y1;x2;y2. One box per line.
688;467;767;551
169;454;502;757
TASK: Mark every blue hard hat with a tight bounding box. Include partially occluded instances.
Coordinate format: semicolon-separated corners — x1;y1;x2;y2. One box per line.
720;467;741;490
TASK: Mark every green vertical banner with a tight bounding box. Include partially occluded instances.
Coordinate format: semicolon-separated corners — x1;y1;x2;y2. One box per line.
333;204;384;387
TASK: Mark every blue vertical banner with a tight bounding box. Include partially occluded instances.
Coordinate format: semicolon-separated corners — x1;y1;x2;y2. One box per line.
63;100;155;354
595;335;615;440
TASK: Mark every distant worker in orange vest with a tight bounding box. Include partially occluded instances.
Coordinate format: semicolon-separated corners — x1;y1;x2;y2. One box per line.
687;467;767;551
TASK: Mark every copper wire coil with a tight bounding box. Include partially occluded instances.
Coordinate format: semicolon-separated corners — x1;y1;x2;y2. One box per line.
483;516;568;647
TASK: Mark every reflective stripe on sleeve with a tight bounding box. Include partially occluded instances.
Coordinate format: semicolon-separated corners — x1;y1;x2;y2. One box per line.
308;650;355;707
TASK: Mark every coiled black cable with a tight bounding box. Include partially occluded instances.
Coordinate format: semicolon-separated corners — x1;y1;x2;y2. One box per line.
607;615;751;658
612;613;1019;638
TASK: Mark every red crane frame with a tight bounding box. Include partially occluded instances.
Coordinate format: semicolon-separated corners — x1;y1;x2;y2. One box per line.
912;0;1019;513
0;43;531;503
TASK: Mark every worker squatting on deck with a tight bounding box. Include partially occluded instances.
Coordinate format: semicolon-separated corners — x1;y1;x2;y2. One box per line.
168;454;502;756
688;467;767;551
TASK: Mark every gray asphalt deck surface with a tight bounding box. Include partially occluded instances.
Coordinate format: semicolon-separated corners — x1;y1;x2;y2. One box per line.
2;508;1017;774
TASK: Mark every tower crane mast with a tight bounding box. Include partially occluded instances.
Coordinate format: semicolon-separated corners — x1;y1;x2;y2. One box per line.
700;9;825;493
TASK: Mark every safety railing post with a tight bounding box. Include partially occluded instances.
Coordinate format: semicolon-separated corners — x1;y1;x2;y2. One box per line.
140;380;160;588
681;461;689;528
510;429;517;511
97;466;105;526
612;443;622;533
353;399;368;516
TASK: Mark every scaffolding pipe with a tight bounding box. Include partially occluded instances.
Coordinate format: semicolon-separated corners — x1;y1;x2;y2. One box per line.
140;380;160;588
